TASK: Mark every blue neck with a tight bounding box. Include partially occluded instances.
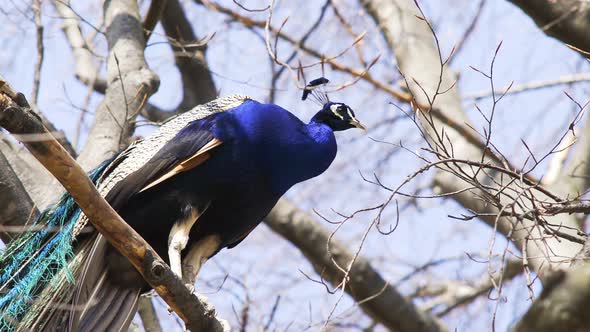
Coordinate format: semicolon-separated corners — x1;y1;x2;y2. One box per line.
211;100;338;194
265;119;337;194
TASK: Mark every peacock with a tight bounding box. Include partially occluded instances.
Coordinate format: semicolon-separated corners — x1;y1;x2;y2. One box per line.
0;80;365;331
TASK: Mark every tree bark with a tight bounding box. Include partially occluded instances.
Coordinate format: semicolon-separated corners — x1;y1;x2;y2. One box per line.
361;0;582;274
77;0;159;170
513;266;590;332
0;86;227;332
266;199;446;332
508;0;590;57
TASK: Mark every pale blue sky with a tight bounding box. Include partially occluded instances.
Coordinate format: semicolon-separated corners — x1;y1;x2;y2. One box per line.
1;0;588;330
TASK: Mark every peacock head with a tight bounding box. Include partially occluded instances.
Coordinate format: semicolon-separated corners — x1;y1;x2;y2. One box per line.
312;102;366;131
302;77;366;131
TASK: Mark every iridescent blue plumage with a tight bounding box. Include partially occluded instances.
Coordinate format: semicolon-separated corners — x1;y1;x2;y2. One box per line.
0;95;364;331
210;100;338;193
0;159;113;330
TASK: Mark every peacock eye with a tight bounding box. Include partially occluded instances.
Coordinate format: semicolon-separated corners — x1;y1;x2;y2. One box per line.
340;107;349;118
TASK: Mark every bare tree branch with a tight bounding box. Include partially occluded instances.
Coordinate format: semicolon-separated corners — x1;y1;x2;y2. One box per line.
265;199;447;332
76;0;159;169
31;0;44;105
465;73;590;100
196;0;411;102
137;297;163;332
448;0;486;66
160;0;217;106
0;80;228;332
507;0;590;57
513;265;590;332
140;0;219;122
361;0;582;274
0;147;38;243
57;0;217;124
418;260;522;317
52;0;107;94
143;0;168;42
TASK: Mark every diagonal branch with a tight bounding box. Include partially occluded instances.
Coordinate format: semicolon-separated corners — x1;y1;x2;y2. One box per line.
507;0;590;58
143;0;168;42
362;0;582;274
513;264;590;332
52;0;107;94
161;0;217;108
265;199;447;332
465;73;590;100
76;0;159;169
195;0;411;103
416;259;522;317
0;80;228;332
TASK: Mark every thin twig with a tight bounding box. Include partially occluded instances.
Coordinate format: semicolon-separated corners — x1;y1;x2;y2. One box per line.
31;0;44;105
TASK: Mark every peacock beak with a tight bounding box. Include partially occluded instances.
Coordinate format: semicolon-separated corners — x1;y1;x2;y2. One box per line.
350;118;367;131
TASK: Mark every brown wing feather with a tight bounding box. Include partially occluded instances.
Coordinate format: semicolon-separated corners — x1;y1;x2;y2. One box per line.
139;138;223;192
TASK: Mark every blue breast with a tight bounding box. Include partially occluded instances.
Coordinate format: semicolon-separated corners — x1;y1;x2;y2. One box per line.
209;100;337;194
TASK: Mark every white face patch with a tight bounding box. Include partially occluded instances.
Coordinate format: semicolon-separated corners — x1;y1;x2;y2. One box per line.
330;104;344;120
346;108;354;120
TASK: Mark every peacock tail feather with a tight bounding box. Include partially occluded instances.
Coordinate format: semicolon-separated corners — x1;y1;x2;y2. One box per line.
0;159;113;331
0;95;252;331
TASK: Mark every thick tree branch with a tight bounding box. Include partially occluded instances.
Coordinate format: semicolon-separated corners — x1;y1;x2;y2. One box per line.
0;137;56;208
137;297;163;332
162;0;216;106
143;0;168;42
361;0;582;274
139;0;219;123
507;0;590;57
265;199;447;332
52;0;107;94
513;264;590;332
0;148;39;243
0;82;227;332
77;0;159;169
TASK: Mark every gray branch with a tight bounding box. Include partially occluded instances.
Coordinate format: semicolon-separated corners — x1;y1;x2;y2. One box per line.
137;297;163;332
266;199;447;332
512;266;590;332
0;146;38;243
141;0;218;122
76;0;159;170
0;136;56;208
52;0;107;93
507;0;590;56
161;0;216;107
361;0;582;273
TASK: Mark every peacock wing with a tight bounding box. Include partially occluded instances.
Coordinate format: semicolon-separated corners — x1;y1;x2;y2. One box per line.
105;121;223;210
